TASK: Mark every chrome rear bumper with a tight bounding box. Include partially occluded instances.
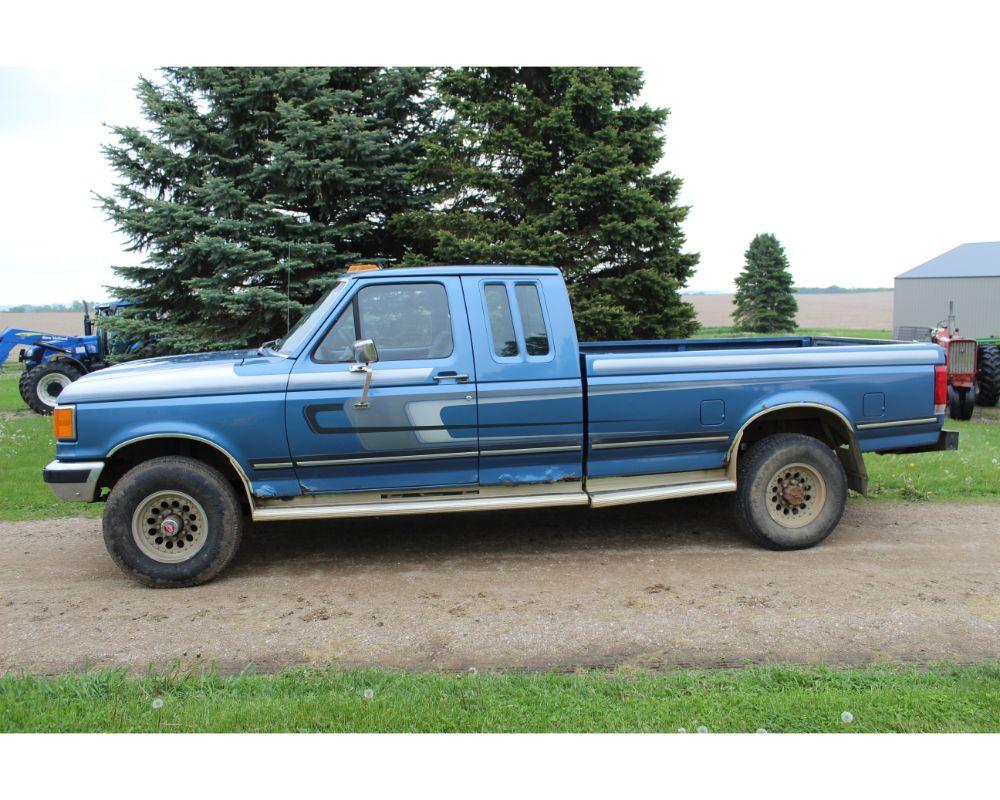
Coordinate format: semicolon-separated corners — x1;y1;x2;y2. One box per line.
42;460;104;502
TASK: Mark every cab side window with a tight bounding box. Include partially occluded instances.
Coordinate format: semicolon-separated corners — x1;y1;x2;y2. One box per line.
315;282;453;363
482;280;552;362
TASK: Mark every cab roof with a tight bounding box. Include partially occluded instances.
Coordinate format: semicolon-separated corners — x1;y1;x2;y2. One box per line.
346;265;561;278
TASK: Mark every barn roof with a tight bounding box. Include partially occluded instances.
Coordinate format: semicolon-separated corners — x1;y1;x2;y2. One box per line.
897;242;1000;279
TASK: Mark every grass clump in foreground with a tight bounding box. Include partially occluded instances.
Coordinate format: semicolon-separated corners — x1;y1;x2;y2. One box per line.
1;663;998;733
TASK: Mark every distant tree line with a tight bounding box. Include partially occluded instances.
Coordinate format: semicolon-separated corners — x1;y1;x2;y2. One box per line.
100;67;699;353
793;286;891;294
0;301;88;313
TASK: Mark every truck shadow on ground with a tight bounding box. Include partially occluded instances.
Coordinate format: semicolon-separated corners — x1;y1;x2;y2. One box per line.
231;496;750;573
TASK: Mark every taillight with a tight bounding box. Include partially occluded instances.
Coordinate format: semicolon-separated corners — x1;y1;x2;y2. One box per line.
934;364;948;408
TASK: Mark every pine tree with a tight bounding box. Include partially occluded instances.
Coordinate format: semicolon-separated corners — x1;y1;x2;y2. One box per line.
399;67;699;341
98;68;435;353
732;234;798;333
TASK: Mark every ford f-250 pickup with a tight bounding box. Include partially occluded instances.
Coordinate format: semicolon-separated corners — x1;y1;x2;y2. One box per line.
44;265;957;587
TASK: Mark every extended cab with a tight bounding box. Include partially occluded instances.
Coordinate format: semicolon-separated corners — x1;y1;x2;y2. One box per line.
45;265;957;586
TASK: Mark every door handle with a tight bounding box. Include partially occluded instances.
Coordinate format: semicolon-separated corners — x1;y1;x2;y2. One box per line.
432;371;469;383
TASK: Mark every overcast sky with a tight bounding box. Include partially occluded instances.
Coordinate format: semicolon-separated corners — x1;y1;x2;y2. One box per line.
2;4;999;304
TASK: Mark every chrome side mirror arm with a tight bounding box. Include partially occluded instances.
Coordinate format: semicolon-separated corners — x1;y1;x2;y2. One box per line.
351;339;378;409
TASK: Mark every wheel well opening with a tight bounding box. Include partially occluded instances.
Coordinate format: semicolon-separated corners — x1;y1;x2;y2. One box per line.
98;438;251;512
731;405;867;495
738;407;850;452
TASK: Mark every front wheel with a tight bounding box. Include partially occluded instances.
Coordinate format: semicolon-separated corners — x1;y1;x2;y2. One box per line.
103;456;245;587
735;433;847;550
948;385;976;420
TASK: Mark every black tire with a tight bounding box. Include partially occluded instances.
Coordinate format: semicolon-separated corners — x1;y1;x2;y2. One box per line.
947;386;960;419
18;367;35;405
102;456;245;588
22;361;82;414
734;433;847;550
977;344;1000;407
949;385;976;421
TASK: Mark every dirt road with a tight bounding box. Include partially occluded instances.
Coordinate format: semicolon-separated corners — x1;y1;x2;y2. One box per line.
1;500;997;674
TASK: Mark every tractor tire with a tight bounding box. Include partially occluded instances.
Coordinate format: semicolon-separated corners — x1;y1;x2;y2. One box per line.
977;344;1000;407
948;385;976;420
734;433;847;550
102;456;245;588
22;362;81;415
18;367;35;406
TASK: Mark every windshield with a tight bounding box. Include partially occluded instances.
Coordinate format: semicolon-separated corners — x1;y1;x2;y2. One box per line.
274;280;348;356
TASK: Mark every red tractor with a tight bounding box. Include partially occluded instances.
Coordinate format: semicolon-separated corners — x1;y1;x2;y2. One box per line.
928;304;1000;420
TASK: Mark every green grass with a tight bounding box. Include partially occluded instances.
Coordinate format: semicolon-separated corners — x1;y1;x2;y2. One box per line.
862;416;1000;501
0;363;25;412
1;663;997;732
0;412;102;521
697;326;893;339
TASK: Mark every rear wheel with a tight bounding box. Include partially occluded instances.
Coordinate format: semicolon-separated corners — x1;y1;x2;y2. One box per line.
977;344;1000;406
735;433;847;550
102;456;245;587
22;361;81;414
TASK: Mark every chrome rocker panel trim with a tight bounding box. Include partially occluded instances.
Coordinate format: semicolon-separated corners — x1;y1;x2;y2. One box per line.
588;479;736;508
253;489;590;522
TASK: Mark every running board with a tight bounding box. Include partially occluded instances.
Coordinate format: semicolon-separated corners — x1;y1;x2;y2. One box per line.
587;479;736;509
252;491;590;522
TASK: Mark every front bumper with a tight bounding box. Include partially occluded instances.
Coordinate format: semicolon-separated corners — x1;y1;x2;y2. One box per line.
875;429;959;456
43;460;104;502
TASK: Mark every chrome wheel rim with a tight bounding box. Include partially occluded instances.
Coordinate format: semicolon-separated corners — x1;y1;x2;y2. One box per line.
131;490;208;563
37;373;71;407
765;462;826;529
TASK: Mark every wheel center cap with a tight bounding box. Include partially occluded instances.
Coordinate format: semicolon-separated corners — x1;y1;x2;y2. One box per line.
160;516;181;536
782;484;805;505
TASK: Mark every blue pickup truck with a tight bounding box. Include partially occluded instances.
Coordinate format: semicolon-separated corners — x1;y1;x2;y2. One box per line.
44;265;956;586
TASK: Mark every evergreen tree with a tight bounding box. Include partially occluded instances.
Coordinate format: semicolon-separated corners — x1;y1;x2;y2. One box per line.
399;67;699;341
99;68;435;353
732;234;798;333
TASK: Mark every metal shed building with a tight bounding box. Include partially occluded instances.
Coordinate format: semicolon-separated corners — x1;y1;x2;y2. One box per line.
894;242;1000;339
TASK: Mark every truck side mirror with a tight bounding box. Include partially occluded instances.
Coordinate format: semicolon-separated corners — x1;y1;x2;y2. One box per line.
350;339;379;409
353;338;379;365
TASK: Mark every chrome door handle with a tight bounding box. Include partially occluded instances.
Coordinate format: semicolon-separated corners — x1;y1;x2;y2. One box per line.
432;371;469;382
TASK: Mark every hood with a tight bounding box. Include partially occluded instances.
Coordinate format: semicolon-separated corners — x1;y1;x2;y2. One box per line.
59;349;294;404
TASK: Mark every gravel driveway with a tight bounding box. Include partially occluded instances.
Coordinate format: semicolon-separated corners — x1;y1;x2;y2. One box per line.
1;499;997;674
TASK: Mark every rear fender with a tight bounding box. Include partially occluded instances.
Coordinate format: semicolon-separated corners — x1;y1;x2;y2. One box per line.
725;391;867;495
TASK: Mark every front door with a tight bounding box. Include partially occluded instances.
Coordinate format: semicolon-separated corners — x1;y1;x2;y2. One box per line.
285;277;478;496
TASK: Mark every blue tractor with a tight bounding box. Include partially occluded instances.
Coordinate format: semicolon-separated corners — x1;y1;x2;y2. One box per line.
0;301;148;414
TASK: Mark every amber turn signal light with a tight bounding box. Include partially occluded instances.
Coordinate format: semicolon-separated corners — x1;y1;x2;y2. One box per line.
53;406;76;440
346;263;381;273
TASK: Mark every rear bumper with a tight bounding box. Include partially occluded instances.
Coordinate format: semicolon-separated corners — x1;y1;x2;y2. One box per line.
875;430;958;456
42;459;104;502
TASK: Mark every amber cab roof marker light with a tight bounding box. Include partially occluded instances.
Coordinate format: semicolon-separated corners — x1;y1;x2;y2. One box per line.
346;264;381;273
